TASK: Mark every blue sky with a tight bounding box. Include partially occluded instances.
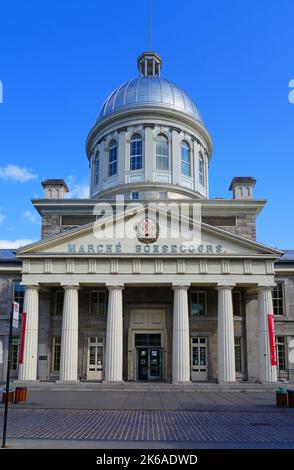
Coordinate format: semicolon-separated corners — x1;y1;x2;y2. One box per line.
0;0;293;248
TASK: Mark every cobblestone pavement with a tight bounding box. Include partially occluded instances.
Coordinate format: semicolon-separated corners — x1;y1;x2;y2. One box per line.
1;408;294;444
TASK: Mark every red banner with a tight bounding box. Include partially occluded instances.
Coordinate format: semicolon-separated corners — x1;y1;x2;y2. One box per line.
267;314;277;366
19;312;27;364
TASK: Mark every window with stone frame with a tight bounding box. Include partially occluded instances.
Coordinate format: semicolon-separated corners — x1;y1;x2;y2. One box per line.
199;153;205;186
190;291;207;316
90;291;107;316
181;141;191;177
13;280;24;314
52;336;61;372
232;291;243;316
156;134;169;170
11;336;20;371
272;282;284;316
130;133;143;170
234;337;243;373
276;336;287;372
108;139;118;177
54;290;64;316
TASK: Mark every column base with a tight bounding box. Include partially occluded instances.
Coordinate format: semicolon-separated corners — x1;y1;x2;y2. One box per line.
102;380;124;385
172;380;192;385
13;379;39;385
55;380;80;384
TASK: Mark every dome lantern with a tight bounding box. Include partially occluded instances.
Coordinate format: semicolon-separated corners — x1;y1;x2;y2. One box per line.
137;51;162;77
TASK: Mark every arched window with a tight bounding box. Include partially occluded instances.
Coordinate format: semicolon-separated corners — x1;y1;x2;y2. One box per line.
130;133;143;170
156;134;169;170
181;141;191;177
108;140;117;177
199;153;205;186
94;150;100;186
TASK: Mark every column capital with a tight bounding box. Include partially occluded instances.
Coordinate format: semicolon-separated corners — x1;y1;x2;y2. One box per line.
106;284;124;291
216;285;235;291
61;284;80;290
258;285;275;291
20;284;40;290
172;284;190;291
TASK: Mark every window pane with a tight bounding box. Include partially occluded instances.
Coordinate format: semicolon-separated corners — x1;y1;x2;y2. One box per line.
156;135;168;170
190;292;206;316
130;134;143;170
234;337;242;373
273;283;284;315
109;140;117;176
13;281;24;314
181;142;191;176
199;155;205;186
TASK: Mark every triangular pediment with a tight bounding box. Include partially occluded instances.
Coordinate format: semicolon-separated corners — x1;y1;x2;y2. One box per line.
17;203;281;258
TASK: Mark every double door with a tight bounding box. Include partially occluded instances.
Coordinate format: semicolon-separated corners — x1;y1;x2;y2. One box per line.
138;348;162;381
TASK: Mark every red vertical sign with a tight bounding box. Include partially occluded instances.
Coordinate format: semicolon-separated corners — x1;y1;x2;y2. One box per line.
19;312;27;364
267;314;277;366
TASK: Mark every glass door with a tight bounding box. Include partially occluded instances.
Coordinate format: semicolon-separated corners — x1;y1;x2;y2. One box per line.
148;349;161;380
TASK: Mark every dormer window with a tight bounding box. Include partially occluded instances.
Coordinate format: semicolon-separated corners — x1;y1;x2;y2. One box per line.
181;141;191;177
130;134;143;170
108;140;117;177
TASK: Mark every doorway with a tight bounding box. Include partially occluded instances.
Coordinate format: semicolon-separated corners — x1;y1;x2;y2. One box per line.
138;348;162;381
191;337;208;381
87;337;104;381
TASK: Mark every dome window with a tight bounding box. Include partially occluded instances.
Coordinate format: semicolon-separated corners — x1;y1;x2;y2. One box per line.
108;140;118;177
199;153;205;186
130;134;143;171
156;134;169;170
181;142;191;177
94;151;100;186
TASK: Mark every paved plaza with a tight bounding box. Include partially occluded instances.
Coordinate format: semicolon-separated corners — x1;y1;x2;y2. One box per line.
1;389;294;448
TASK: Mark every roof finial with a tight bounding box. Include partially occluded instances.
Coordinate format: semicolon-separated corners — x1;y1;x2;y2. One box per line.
148;0;152;50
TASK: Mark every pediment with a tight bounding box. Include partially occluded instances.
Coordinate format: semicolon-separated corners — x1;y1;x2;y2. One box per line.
17;203;281;258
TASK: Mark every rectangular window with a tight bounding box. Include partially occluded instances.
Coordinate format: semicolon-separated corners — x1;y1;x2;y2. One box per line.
233;291;242;316
234;337;243;373
54;290;64;316
190;291;207;316
94;155;100;186
13;281;24;314
90;291;107;316
272;283;284;316
52;336;61;372
131;191;139;200
276;336;287;371
11;337;20;371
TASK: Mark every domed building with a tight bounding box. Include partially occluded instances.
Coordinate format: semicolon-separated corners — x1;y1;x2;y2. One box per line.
13;51;288;386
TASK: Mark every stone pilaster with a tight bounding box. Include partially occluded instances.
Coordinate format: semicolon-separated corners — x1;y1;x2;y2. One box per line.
172;285;190;383
59;286;79;382
258;286;277;383
104;285;124;382
217;286;236;383
19;286;39;381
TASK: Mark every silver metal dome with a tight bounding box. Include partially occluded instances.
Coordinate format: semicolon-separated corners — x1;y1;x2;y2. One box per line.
98;77;203;123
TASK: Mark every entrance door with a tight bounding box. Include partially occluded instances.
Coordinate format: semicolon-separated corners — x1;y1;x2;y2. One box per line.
87;337;104;380
138;348;162;381
191;337;208;381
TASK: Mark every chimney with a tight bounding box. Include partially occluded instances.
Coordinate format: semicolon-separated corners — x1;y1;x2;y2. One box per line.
229;177;256;200
41;179;69;199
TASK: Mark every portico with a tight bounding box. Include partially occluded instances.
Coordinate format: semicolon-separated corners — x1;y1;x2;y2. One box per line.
16;209;280;386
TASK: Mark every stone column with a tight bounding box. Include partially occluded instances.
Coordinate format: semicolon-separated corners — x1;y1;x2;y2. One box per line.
18;286;39;381
59;286;79;382
171;129;181;185
104;285;124;382
217;286;236;383
258;286;277;383
172;285;191;383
